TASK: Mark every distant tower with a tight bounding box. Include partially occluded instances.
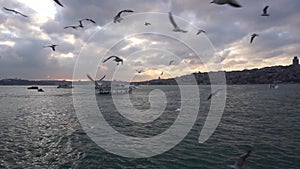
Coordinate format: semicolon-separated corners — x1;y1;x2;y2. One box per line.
293;56;299;66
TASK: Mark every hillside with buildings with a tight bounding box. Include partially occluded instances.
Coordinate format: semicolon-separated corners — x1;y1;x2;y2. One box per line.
136;56;300;85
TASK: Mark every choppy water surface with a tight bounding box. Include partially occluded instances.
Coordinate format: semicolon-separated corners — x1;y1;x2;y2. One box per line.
0;85;299;168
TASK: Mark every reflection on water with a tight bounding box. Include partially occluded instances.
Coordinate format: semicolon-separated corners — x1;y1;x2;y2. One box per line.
0;85;299;168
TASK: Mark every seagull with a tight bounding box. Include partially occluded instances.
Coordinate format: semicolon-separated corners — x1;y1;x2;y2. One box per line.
196;30;206;35
64;25;78;30
136;69;144;73
3;7;28;17
160;71;164;76
228;150;251;169
145;22;151;26
80;18;96;24
207;89;222;100
250;33;259;44
113;9;134;23
53;0;64;7
43;44;58;51
169;60;174;65
169;12;187;33
261;5;269;16
103;56;123;65
210;0;242;8
87;74;105;88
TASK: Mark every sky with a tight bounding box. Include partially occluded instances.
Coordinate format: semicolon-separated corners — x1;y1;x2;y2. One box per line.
0;0;299;81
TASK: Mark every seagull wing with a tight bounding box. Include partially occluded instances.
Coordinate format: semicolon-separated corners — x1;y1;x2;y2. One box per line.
18;12;28;17
98;75;106;81
3;7;15;12
168;12;178;29
103;56;116;63
120;9;134;14
236;151;251;168
207;94;212;100
250;35;255;44
53;0;64;7
263;5;269;14
87;74;95;82
228;0;242;8
87;19;96;24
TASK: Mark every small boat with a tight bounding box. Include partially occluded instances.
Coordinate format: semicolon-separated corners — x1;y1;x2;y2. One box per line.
37;88;44;92
28;86;38;90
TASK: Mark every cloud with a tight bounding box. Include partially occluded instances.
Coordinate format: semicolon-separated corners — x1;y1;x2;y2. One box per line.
0;0;299;80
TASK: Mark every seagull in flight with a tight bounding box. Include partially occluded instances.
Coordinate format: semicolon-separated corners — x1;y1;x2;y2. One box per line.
87;74;105;88
228;150;251;169
210;0;242;8
136;69;144;73
3;7;28;17
196;29;206;35
43;44;58;51
144;22;151;26
250;33;259;44
103;56;123;65
53;0;63;7
169;60;174;65
261;5;270;16
168;12;187;33
113;9;134;23
207;89;222;100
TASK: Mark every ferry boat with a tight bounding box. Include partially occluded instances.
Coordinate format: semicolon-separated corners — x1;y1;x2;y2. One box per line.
87;74;133;95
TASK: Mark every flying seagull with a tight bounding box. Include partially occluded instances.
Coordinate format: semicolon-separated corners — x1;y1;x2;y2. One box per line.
196;30;206;35
103;56;123;65
53;0;63;7
250;33;259;44
207;89;222;100
169;12;187;33
169;60;174;65
261;5;269;16
43;44;58;51
113;9;134;23
64;25;78;30
210;0;242;8
136;69;144;73
145;22;151;26
87;74;105;88
3;7;28;17
228;150;251;169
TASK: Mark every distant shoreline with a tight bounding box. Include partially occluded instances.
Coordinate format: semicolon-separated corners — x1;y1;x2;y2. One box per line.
1;64;299;86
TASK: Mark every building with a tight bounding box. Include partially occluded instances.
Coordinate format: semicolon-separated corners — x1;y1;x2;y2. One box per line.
293;56;299;66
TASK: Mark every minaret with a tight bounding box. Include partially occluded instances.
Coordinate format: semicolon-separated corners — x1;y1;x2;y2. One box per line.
293;56;299;66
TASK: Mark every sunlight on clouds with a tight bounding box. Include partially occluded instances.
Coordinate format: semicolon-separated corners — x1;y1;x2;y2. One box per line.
60;53;75;58
17;0;56;19
0;41;15;47
63;35;76;44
